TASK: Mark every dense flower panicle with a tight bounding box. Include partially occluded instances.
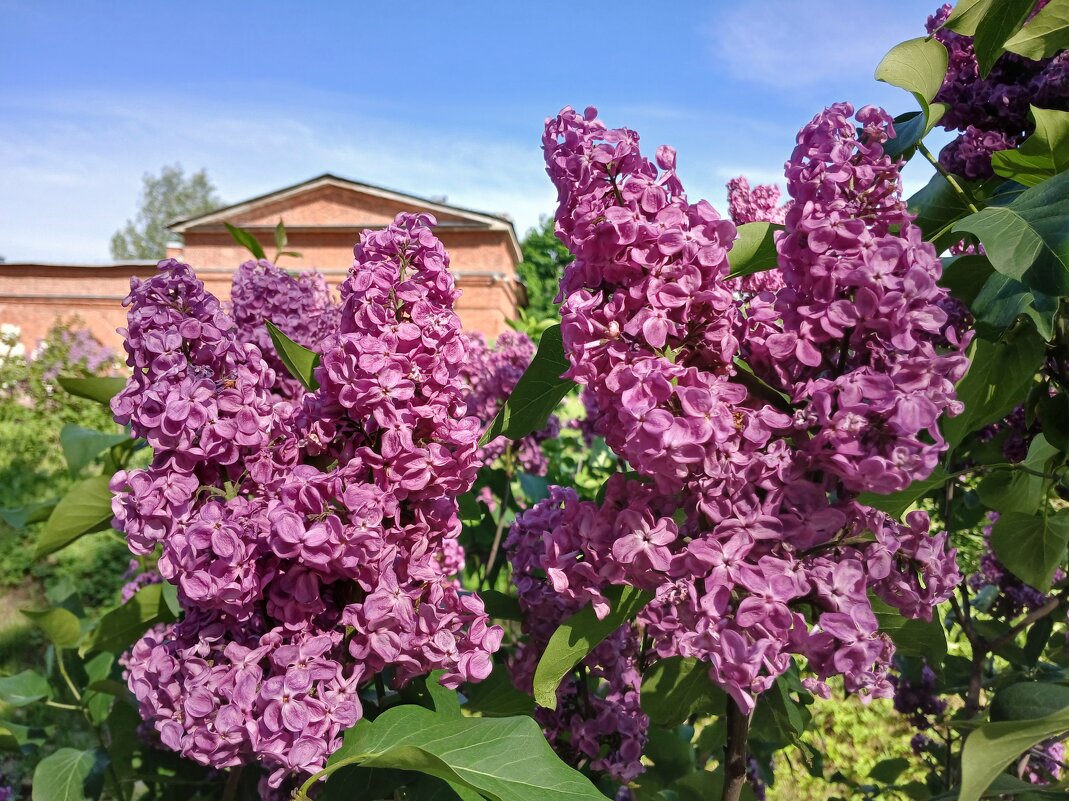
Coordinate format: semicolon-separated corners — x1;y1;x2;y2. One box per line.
229;259;339;399
34;325;115;381
539;105;963;713
890;662;947;733
747;102;969;495
115;215;501;786
459;330;560;475
506;488;648;782
726;176;789;226
926;2;1069;177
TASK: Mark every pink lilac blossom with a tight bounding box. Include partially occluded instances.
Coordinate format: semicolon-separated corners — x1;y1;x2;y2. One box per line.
459;330;560;475
114;214;501;788
506;487;648;783
229;259;339;399
533;104;964;715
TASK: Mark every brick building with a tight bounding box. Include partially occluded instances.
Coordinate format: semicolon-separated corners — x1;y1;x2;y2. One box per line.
0;174;525;350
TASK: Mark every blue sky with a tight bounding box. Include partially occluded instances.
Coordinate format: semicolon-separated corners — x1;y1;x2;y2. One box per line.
0;0;950;262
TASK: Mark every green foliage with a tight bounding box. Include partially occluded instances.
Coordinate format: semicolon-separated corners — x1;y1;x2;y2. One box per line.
79;583;176;657
315;705;607;801
1004;0;1069;59
31;746;101;801
871;595;948;664
641;657;726;728
991;107;1069;187
533;585;653;710
727;223;782;279
959;704;1069;801
36;476;115;559
953;169;1069;297
265;320;321;390
990;510;1069;591
110;164;221;260
225;221;267;261
517;217;574;323
481;324;575;445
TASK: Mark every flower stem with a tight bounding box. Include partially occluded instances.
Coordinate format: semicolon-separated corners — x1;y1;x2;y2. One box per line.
917;142;980;214
721;698;753;801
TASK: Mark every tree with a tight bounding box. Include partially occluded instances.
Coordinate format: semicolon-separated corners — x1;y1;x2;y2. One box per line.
110;164;222;260
518;216;574;322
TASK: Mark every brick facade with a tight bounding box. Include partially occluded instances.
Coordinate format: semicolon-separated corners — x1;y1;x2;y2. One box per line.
0;175;525;351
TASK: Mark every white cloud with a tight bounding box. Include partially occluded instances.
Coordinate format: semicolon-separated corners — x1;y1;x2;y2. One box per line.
708;0;929;90
0;90;557;262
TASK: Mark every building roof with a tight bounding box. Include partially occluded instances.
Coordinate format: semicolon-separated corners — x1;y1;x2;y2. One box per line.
168;173;523;261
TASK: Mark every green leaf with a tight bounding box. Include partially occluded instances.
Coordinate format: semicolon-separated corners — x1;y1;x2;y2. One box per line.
422;671;461;718
533;584;653;710
990;683;1069;722
990;510;1069;592
265;320;320;391
476;590;522;622
942;327;1046;450
59;425;130;477
977;435;1058;514
884;104;948;161
32;747;100;801
992;108;1069;187
462;663;535;718
0;499;58;531
871;595;947;664
971;0;1034;76
160;581;180;618
942;0;993;34
941;254;996;307
21;607;83;649
869;757;911;784
56;376;126;406
875;36;949;104
959;704;1069;801
79;583;175;657
0;670;51;706
727;223;782;278
908;174;1004;252
640;656;725;728
953;169;1069;297
732;357;791;411
481;325;575;445
37;475;114;559
644;726;696;784
274;219;288;253
857;468;950;520
458;494;483;527
224;222;266;261
1004;0;1069;59
971;271;1058;340
324;705;607;801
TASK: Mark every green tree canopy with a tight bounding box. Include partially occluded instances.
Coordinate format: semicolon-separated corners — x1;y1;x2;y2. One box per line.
518;216;574;322
110;164;222;260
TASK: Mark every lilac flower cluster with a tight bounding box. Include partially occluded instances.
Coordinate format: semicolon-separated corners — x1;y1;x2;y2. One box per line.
532;104;964;715
35;322;115;382
506;487;648;783
459;330;560;475
890;662;946;740
229;259;339;399
927;2;1069;179
726;176;788;226
112;214;501;788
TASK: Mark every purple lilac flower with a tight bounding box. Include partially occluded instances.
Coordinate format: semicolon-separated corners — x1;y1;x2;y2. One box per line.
115;214;502;788
534;104;965;714
229;259;339;399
